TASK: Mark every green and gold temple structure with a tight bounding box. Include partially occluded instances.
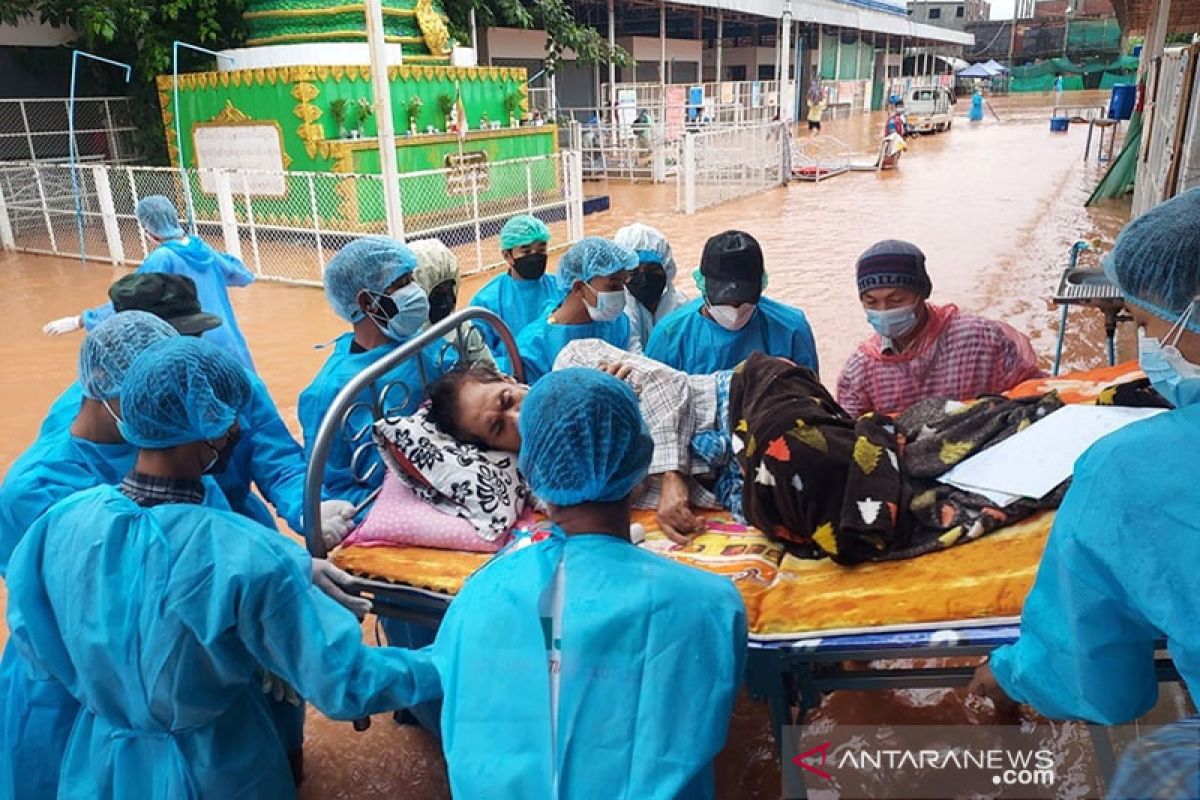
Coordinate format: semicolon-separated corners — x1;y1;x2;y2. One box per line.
155;0;560;230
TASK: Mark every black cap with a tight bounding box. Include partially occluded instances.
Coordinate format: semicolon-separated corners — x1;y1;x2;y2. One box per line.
108;273;222;336
700;230;764;305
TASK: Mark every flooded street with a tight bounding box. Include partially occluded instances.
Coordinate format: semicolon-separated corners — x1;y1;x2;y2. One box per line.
0;90;1138;798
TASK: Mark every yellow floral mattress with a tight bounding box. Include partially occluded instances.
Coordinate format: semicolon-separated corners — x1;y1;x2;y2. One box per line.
333;363;1142;639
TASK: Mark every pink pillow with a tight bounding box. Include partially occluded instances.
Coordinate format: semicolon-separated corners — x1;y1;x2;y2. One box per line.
344;471;514;553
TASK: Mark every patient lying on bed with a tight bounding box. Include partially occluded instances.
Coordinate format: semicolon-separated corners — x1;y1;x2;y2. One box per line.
423;339;1081;565
426;338;735;543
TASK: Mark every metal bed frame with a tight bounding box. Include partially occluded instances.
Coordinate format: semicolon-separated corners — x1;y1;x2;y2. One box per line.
302;306;523;625
299;310;1183;786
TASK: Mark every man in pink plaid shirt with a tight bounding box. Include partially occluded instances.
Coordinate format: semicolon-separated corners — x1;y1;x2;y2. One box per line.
836;240;1043;418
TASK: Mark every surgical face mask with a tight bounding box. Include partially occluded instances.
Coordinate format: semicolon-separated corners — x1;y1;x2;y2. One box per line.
866;305;920;340
627;265;668;313
1138;307;1200;408
427;281;457;325
582;282;626;322
368;283;430;342
511;252;548;280
706;301;756;331
202;428;241;475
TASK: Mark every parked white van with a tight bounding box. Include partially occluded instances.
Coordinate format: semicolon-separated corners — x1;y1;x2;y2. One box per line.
904;86;956;133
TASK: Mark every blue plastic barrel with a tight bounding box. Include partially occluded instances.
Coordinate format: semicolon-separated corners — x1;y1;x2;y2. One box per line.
1109;84;1136;120
1050;116;1070;132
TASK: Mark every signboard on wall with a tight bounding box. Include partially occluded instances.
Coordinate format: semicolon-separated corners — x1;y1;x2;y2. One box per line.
687;85;705;121
665;85;686;140
193;118;288;197
617;88;638;127
444;150;490;195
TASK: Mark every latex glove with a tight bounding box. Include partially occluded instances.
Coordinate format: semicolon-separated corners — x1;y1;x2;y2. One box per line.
43;315;82;336
319;499;357;549
260;669;301;706
312;558;371;620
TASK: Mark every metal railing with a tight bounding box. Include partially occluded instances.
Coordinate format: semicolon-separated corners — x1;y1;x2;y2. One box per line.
676;121;790;214
0;151;584;284
0;97;140;164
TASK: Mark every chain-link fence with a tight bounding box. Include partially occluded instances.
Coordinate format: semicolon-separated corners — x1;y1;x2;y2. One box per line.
0;98;140;164
676;122;790;214
0;151;584;285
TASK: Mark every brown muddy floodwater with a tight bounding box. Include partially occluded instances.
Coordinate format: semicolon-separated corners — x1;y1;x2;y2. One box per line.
0;91;1144;798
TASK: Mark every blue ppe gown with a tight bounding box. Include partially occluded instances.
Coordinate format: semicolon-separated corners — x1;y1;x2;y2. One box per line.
433;528;747;799
82;237;257;372
35;375;307;532
515;313;632;385
0;446;224;800
644;297;820;376
989;403;1200;724
468;272;560;372
298;332;454;511
5;485;440;800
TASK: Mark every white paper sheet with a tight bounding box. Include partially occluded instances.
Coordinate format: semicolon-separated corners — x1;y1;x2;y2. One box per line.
939;405;1167;501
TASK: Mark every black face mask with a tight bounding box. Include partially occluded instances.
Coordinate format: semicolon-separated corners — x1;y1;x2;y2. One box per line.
627;265;668;313
427;281;457;324
202;428;241;475
511;252;548;280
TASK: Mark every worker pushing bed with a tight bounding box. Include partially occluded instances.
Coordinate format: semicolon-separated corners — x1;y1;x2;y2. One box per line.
300;298;1183;772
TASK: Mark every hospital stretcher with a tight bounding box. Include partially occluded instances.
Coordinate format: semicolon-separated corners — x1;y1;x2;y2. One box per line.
301;315;1177;776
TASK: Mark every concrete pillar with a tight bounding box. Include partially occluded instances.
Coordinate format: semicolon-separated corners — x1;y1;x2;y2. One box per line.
660;0;667;86
716;11;724;81
834;26;842;82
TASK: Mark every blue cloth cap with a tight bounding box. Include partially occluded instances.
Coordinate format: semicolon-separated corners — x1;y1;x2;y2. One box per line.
1104;188;1200;322
79;311;179;400
557;237;637;288
118;337;251;448
518;368;652;505
324;236;418;322
500;215;551;251
135;195;185;240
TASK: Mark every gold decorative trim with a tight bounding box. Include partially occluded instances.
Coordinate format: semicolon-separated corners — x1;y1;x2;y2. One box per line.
160;102;178;165
162;64;510;93
243;4;432;19
291;82;325;158
212;99;252;123
415;0;452;56
245;31;425;46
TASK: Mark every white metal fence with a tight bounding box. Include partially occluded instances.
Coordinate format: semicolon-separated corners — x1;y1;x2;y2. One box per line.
0;151;584;285
676;122;790;214
0;97;140;164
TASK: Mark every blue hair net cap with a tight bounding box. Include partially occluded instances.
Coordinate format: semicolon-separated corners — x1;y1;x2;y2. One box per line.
118;338;251;449
1104;188;1200;323
557;237;637;287
134;195;185;240
324;236;418;322
78;311;179;401
518;368;653;506
500;215;551;251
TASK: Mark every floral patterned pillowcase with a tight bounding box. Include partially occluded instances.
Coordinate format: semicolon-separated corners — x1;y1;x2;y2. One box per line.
372;404;530;542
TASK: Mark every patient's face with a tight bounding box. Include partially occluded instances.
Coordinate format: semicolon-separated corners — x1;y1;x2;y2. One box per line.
454;377;528;453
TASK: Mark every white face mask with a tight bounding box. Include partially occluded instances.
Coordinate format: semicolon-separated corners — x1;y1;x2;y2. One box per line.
583;283;626;322
706;301;756;331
